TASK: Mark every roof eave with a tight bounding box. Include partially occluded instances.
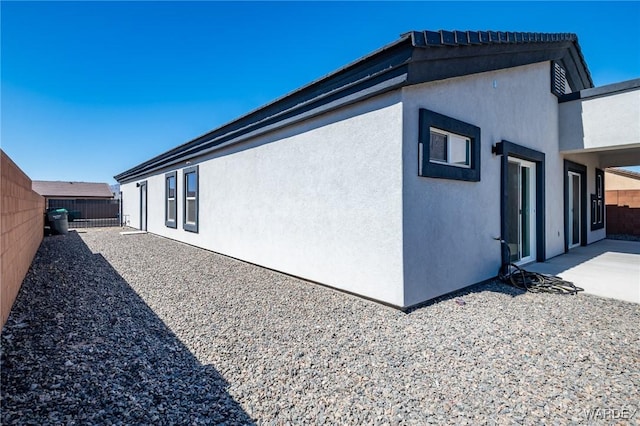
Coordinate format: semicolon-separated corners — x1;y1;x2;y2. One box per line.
114;37;416;182
115;30;595;183
115;66;411;183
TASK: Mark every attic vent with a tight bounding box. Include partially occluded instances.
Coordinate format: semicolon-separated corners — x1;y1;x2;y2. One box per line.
551;62;567;97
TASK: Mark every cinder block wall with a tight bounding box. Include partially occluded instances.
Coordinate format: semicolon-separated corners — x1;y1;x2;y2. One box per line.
1;150;45;328
606;190;640;208
605;189;640;236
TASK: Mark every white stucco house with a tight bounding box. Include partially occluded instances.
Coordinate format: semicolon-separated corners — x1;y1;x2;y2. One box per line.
115;30;640;309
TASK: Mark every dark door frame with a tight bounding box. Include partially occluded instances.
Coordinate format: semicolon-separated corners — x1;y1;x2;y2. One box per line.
495;140;546;265
138;180;147;231
563;160;587;252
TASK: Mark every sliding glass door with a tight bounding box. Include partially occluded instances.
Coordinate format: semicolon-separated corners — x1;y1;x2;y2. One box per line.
506;158;536;264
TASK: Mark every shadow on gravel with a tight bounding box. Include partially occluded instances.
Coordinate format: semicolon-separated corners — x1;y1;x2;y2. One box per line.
405;279;526;313
1;231;253;425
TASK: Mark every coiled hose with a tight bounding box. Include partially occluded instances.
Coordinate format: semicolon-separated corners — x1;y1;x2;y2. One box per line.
497;240;584;295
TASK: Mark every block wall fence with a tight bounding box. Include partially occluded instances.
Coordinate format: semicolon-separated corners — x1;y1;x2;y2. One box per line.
1;150;44;328
605;189;640;236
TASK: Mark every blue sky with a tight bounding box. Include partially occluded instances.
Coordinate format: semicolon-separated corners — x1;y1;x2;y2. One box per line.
2;1;639;184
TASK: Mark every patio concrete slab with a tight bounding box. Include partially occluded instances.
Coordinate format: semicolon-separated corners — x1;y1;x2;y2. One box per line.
528;239;640;303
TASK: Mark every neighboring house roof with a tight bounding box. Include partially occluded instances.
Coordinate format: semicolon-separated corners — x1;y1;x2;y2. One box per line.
605;168;640;191
32;181;114;198
115;30;593;183
606;168;640;181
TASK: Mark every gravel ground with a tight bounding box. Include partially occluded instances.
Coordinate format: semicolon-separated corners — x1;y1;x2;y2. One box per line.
2;228;639;425
607;234;640;242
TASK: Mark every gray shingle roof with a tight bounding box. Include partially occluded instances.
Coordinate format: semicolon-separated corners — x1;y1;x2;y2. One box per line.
406;30;591;84
408;30;577;47
32;181;114;198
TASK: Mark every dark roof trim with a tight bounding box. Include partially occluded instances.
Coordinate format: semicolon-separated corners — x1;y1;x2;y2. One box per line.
116;30;593;183
408;30;577;46
115;36;414;183
123;71;409;183
405;30;592;90
559;78;640;103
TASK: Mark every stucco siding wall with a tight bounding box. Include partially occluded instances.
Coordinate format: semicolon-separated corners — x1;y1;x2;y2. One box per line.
1;150;45;328
401;62;565;306
120;93;405;306
559;89;640;153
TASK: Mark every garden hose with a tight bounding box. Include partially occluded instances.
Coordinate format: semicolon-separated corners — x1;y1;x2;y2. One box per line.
496;239;584;295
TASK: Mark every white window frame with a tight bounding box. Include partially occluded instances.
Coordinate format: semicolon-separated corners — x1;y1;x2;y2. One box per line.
428;127;471;169
183;165;198;233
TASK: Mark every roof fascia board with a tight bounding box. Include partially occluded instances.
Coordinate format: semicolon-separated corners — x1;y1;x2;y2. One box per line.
407;44;570;85
561;44;593;90
410;40;572;60
407;41;589;89
408;31;592;89
559;78;640;103
161;64;408;165
115;40;415;181
116;72;408;183
116;31;595;183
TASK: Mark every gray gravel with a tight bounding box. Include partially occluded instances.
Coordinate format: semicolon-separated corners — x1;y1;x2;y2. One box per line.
608;234;640;242
2;228;639;425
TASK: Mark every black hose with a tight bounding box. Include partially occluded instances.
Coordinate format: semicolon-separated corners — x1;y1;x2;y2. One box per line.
497;240;584;296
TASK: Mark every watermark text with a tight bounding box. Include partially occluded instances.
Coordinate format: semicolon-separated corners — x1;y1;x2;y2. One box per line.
584;407;637;421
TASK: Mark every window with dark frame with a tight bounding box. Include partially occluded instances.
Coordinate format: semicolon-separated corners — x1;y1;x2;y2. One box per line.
183;165;199;233
591;169;604;230
165;171;177;228
418;109;480;182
